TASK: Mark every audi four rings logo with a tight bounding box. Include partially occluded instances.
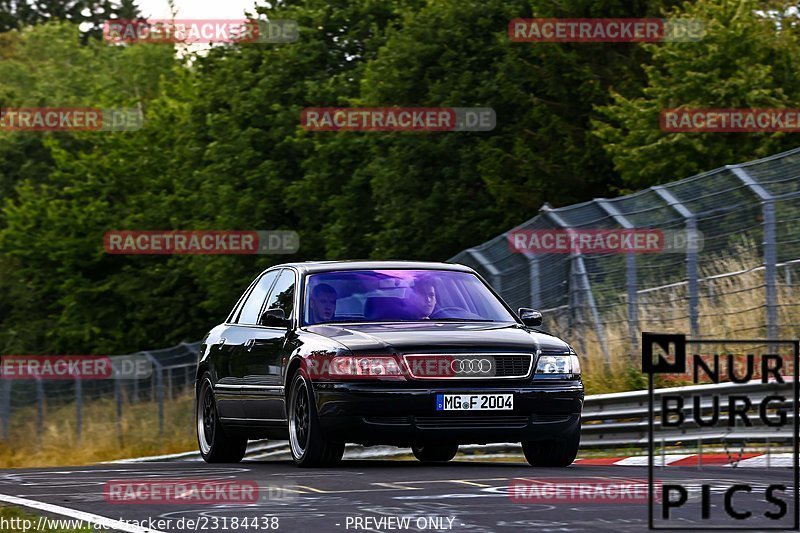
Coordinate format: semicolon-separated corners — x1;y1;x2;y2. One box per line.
451;358;493;374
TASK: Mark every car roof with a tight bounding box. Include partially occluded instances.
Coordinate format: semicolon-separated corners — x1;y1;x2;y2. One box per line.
271;260;476;276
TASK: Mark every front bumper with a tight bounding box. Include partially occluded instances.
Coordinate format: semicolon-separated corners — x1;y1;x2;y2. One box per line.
312;380;583;446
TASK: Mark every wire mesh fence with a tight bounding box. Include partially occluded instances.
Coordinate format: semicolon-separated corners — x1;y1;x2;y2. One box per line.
450;147;800;371
0;341;200;448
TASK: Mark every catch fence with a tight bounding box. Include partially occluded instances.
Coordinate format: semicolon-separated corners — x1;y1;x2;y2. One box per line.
451;147;800;366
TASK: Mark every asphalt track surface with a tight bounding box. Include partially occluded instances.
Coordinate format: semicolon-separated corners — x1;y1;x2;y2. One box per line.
0;454;796;533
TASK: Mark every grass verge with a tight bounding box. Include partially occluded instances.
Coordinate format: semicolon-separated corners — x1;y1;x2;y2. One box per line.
0;393;196;468
0;506;91;533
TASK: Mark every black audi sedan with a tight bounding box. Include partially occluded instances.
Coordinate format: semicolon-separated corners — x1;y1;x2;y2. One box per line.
196;261;583;467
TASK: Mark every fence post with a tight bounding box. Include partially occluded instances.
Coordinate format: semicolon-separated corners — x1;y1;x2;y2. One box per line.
150;366;155;403
180;341;200;395
167;367;173;401
541;204;610;365
114;377;123;447
467;248;503;295
653;186;699;337
35;377;44;441
0;380;11;440
728;165;778;340
144;353;164;438
522;251;541;309
763;200;778;340
596;199;639;352
75;377;82;443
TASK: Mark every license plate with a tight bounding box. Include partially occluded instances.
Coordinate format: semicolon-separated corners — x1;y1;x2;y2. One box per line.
435;393;513;411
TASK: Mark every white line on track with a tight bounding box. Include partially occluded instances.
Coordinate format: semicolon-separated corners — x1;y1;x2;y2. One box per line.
0;492;167;533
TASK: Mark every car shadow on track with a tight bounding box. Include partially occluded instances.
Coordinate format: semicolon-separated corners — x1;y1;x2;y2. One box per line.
240;458;586;470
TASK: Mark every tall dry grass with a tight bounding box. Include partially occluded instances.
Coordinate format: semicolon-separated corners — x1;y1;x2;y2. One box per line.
546;244;799;394
0;393;196;468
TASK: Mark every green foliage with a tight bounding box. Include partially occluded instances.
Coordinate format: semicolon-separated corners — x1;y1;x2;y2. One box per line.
594;0;800;189
1;0;797;361
0;0;138;37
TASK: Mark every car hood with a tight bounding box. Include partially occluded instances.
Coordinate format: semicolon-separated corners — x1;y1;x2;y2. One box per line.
304;322;570;354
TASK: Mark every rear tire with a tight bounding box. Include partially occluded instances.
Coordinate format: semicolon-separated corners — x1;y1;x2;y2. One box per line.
197;376;248;463
412;443;459;463
287;370;345;467
522;428;580;467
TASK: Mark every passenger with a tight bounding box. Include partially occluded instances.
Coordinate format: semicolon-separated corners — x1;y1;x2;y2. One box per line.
309;283;337;323
410;277;437;319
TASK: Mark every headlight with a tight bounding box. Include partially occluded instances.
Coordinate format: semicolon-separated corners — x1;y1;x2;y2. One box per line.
535;352;581;375
327;355;405;379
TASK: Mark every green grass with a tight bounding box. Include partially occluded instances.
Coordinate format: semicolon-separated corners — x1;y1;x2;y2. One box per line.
0;506;91;533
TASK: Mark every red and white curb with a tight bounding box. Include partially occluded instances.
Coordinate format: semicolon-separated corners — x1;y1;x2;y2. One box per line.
576;453;794;467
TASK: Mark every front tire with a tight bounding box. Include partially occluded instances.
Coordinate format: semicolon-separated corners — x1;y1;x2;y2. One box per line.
522;428;580;467
197;376;248;463
412;443;459;463
287;371;345;467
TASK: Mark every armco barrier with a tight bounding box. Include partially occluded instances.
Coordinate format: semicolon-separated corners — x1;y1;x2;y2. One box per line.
114;379;797;463
2;340;793;459
581;380;794;448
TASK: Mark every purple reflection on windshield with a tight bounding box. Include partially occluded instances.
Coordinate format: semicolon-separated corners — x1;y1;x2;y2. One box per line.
303;269;515;325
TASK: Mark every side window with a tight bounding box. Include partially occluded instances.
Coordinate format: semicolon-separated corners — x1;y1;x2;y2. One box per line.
237;270;280;325
263;269;296;320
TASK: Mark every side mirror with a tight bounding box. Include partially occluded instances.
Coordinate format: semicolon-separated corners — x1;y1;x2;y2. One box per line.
260;308;289;328
518;307;543;327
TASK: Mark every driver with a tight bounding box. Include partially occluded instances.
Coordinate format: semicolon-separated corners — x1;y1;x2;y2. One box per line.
410;277;436;319
309;283;337;324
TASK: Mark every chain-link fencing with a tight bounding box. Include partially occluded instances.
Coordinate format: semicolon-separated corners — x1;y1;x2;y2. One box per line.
450;147;800;374
0;342;200;449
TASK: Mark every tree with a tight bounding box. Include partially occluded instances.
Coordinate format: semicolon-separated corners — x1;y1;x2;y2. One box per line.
0;22;179;353
593;0;800;190
0;0;139;37
342;0;682;258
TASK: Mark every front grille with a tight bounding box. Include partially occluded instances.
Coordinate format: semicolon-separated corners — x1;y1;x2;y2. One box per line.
402;353;533;380
363;416;409;426
531;414;572;423
494;356;530;376
414;415;530;429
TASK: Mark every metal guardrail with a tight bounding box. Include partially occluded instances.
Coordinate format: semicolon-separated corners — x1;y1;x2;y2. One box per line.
106;380;796;464
581;380;795;448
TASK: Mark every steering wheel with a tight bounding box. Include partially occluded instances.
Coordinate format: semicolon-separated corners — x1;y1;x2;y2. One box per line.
430;306;466;318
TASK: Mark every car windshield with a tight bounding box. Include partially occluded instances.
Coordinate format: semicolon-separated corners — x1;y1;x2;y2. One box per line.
302;269;516;325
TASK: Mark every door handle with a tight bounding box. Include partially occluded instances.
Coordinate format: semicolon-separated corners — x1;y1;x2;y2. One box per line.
244;339;256;352
218;337;227;347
